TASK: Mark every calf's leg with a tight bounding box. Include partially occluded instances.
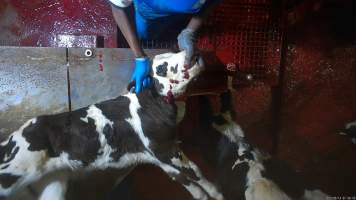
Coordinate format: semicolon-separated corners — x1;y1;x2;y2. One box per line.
157;162;209;200
156;150;224;200
39;180;67;200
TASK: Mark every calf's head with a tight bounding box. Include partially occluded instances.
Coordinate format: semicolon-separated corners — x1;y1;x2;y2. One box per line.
151;51;204;100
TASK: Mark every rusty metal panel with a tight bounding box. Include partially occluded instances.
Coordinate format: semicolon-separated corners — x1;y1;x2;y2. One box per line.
68;48;167;110
0;47;68;135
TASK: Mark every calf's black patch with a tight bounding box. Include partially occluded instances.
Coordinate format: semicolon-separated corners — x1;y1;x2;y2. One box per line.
0;164;9;170
0;173;20;188
46;109;101;165
153;78;164;94
22;119;52;153
137;88;176;143
95;96;146;161
170;64;178;74
22;107;102;165
0;136;19;164
238;147;254;161
156;62;168;77
217;137;249;200
262;158;305;199
213;115;228;126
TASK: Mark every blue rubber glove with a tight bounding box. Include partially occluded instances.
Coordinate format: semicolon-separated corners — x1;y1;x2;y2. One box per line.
131;57;152;94
177;28;196;65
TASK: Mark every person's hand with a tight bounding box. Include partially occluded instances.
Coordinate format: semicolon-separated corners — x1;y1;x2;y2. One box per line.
177;28;196;65
131;57;152;94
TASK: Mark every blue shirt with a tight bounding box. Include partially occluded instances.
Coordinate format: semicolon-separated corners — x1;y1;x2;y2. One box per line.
109;0;217;15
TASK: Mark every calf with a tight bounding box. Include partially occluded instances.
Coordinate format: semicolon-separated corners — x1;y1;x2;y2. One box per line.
198;92;329;200
338;121;356;145
0;51;223;200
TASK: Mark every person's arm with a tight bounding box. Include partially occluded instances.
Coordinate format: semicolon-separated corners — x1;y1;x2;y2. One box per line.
178;1;219;65
187;0;219;31
110;3;151;93
186;16;204;32
111;5;146;58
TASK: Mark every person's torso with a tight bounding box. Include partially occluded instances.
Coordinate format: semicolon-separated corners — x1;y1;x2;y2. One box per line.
143;0;206;14
134;0;208;19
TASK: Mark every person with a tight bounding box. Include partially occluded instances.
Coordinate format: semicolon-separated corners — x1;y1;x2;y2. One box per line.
108;0;220;93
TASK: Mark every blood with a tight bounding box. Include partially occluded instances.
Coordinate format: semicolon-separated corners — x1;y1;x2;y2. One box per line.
183;72;190;79
169;79;179;84
164;90;174;104
181;66;190;80
98;51;104;71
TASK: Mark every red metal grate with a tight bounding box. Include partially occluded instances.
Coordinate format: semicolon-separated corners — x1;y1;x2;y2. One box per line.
198;0;283;84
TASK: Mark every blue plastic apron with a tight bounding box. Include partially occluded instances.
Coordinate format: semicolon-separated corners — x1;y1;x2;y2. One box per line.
133;0;205;39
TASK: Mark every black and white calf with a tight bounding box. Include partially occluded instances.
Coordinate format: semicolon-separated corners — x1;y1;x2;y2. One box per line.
338;121;356;145
0;51;223;200
198;92;329;200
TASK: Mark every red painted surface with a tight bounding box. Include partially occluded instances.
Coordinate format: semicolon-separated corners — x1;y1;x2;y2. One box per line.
0;0;355;197
0;0;117;47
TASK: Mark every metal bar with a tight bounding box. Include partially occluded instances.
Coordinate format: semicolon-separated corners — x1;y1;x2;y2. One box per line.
270;0;287;155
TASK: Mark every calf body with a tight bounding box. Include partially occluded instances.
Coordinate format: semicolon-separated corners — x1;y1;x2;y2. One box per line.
198;92;328;200
0;51;223;200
